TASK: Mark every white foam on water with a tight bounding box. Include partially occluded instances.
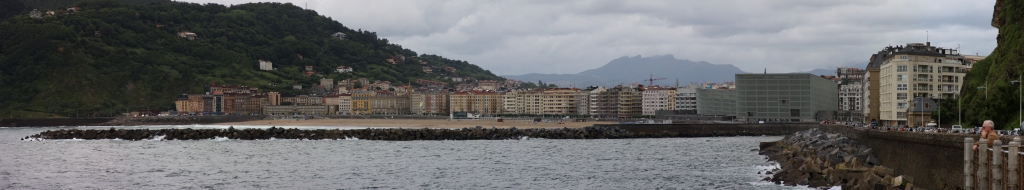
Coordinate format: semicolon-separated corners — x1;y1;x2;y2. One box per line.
212;136;230;141
147;135;166;141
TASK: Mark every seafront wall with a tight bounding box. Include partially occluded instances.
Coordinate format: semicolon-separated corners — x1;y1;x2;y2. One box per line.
601;123;979;189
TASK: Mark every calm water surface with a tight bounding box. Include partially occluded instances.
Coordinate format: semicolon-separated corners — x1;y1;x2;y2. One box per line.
1;125;806;189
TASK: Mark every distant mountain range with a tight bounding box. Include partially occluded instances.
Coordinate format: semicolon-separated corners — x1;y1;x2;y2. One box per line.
504;55;853;87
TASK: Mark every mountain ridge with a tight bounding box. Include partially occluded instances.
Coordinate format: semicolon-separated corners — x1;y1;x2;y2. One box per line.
504;54;747;87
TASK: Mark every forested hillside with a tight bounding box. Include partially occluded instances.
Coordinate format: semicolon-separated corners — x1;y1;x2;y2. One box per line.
935;0;1021;129
0;0;502;118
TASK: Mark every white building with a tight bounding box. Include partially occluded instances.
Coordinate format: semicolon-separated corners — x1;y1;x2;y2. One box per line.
258;60;273;71
674;86;697;111
641;87;676;115
336;66;353;73
877;42;978;126
839;81;863;122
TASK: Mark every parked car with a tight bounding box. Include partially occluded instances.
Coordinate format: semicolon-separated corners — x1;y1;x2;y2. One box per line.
951;125;963;133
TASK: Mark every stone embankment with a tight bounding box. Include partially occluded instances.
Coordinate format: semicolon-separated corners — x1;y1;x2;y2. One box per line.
95;116;263;126
760;129;918;189
22;126;689;141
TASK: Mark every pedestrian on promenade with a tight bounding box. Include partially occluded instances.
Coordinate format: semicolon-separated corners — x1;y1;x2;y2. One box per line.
973;120;1000;150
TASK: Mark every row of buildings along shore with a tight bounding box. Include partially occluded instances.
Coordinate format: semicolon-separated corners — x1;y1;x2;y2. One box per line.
172;42;985;125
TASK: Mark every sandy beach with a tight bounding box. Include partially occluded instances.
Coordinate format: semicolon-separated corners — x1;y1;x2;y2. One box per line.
216;118;617;129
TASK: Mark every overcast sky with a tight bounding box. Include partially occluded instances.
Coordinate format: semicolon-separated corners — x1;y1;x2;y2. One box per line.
181;0;998;75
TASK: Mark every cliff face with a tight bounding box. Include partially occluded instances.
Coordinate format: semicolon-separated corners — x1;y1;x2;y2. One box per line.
941;0;1024;129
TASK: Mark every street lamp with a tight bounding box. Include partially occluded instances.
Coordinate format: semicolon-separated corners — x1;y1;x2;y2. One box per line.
931;94;940;128
955;91;961;126
1014;78;1022;129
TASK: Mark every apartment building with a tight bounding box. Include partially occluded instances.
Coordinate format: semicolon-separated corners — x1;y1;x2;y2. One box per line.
350;91;375;115
641;87;676;115
877;42;976;126
541;88;581;115
450;91;503;115
502;89;543;115
338;94;352;115
577;86;604;115
589;85;642;118
673;86;697;111
838;81;864;122
369;95;410;114
410;91;448;115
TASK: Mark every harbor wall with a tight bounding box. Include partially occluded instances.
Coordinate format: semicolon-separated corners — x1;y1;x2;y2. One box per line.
600;123;976;189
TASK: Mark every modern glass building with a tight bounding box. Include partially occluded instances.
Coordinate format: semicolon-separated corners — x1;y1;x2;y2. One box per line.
734;73;838;122
695;88;736;116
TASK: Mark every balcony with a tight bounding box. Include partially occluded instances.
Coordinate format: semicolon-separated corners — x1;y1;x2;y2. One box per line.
912;87;933;91
912;78;933;82
913;69;934;73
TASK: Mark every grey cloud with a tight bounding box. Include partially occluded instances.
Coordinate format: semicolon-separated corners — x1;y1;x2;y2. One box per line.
181;0;997;75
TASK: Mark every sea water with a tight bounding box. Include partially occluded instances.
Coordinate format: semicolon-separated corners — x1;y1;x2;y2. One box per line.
0;126;811;189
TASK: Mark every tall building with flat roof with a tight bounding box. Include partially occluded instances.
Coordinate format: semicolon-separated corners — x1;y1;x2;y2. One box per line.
735;73;838;122
877;42;977;126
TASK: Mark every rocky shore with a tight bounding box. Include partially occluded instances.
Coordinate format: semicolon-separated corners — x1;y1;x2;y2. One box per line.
22;126;691;141
759;129;918;189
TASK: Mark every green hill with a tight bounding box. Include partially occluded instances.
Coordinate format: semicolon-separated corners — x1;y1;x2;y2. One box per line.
936;0;1022;129
0;0;502;118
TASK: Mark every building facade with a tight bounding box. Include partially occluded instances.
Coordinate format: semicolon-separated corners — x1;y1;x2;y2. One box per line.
734;73;838;122
541;88;581;115
877;43;975;126
695;88;736;116
410;91;448;115
450;91;503;115
641;87;676;115
674;87;697;111
838;81;864;122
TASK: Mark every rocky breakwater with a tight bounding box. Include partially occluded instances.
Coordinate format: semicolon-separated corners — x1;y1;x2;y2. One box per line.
22;126;692;141
759;129;918;189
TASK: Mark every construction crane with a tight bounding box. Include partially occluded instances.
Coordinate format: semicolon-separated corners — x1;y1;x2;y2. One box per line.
644;74;667;87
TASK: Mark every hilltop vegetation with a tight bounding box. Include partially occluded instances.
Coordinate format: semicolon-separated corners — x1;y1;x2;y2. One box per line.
935;0;1022;129
0;0;501;118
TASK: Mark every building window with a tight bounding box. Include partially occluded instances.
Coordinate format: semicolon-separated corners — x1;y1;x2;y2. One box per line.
897;74;905;81
897;84;907;90
897;103;908;109
897;65;907;72
790;109;800;117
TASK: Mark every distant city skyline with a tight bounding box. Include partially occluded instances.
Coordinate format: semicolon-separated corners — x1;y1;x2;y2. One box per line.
180;0;998;75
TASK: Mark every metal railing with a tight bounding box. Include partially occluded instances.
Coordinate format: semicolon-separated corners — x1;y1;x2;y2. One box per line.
965;137;1024;190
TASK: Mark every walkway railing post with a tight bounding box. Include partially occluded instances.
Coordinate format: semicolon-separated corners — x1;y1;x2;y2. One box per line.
966;137;975;190
993;140;1003;189
979;139;988;190
1009;137;1020;190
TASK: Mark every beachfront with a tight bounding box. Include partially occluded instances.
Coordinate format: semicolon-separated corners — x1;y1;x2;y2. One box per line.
217;118;617;129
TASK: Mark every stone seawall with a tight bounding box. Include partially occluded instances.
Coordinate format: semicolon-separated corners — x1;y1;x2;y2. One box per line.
598;123;980;189
597;123;820;137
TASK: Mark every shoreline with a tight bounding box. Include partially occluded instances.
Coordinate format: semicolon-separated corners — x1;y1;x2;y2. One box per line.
215;118;617;129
